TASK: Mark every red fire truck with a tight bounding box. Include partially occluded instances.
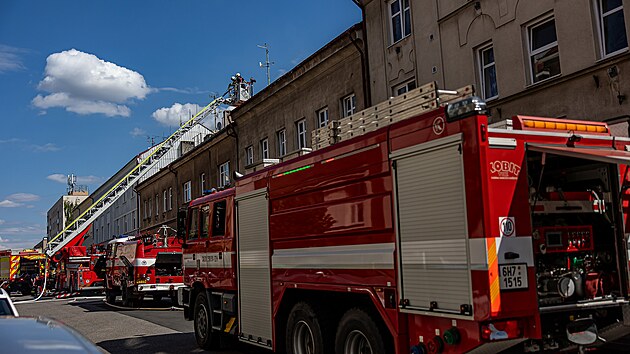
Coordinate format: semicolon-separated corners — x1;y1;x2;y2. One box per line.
178;90;630;353
53;245;105;293
105;228;184;306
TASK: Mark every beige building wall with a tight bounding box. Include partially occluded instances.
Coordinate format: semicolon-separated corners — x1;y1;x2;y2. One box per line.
46;194;88;241
232;23;366;173
136;130;235;234
360;0;630;123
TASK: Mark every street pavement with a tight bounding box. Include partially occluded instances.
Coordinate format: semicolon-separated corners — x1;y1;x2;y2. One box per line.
13;294;266;354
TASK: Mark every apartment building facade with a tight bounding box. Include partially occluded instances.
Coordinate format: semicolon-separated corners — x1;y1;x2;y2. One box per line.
358;0;630;123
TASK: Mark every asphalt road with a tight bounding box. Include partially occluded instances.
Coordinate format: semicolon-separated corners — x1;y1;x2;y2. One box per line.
13;295;267;354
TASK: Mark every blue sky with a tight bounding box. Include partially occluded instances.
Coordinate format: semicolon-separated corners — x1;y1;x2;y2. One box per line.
0;0;361;250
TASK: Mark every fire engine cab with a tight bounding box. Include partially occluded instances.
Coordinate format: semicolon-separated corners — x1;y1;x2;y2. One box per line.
105;227;184;306
177;83;630;353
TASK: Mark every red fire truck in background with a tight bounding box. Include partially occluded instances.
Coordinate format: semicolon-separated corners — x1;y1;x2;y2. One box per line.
177;83;630;354
105;227;184;306
53;245;105;293
0;250;45;295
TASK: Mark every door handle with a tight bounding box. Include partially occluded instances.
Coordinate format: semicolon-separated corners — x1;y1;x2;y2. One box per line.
504;252;520;260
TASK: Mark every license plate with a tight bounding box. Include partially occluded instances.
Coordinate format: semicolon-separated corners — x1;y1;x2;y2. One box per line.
499;263;528;290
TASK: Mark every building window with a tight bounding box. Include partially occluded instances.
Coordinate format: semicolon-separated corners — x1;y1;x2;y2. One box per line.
155;194;159;216
200;173;206;193
144;200;148;219
317;107;329;128
596;0;628;56
260;138;269;159
342;94;356;117
393;80;416;96
389;0;411;43
148;198;152;217
246;145;254;166
478;44;498;99
168;187;173;210
528;17;560;83
277;129;287;156
296;119;307;149
183;181;191;203
163;190;167;213
219;162;230;188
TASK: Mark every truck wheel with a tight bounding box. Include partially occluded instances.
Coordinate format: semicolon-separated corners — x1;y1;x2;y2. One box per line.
106;290;116;304
194;291;219;349
122;284;131;307
286;302;328;354
335;308;386;354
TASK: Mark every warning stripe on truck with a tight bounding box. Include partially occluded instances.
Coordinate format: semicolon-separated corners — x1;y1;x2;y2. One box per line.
10;256;19;280
486;238;501;315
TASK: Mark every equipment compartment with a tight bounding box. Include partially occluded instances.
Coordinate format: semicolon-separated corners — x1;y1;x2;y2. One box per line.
528;152;624;306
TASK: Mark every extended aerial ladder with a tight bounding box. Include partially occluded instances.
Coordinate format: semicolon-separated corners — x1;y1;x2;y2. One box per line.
46;96;227;257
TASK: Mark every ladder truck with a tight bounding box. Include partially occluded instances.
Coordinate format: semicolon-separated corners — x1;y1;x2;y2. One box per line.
39;76;250;296
177;82;630;353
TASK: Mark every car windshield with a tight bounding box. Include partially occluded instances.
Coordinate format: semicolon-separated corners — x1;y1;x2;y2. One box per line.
0;299;13;316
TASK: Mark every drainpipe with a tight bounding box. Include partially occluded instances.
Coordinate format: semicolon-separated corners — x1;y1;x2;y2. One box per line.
351;0;372;107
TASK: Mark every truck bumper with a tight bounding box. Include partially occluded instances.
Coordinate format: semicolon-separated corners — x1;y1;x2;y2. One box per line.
136;283;184;293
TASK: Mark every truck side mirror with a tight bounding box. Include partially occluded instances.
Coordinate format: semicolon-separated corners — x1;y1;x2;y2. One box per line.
177;208;187;240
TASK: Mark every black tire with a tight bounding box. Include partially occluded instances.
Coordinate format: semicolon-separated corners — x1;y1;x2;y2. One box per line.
286;302;330;354
194;291;219;350
335;308;387;354
106;289;116;304
121;284;132;307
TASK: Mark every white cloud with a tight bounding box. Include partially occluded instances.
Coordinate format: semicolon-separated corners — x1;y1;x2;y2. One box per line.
130;127;146;137
31;143;61;152
46;174;67;183
152;103;201;126
32;93;131;117
0;200;22;208
0;44;26;73
32;49;152;116
6;193;40;202
0;138;24;144
0;219;4;225
47;173;102;185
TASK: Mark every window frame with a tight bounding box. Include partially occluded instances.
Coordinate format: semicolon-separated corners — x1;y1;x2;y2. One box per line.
260;138;269;160
246;145;254;166
595;0;628;57
219;161;230;188
183;181;192;203
527;16;561;84
342;94;356;118
155;194;159;216
168;187;173;210
187;207;199;240
392;79;417;96
211;200;227;237
296;119;307;149
388;0;412;44
200;173;206;193
317;107;329;128
277;129;287;157
477;43;499;100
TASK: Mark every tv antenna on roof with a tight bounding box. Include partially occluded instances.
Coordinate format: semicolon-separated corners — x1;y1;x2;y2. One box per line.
258;43;274;86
